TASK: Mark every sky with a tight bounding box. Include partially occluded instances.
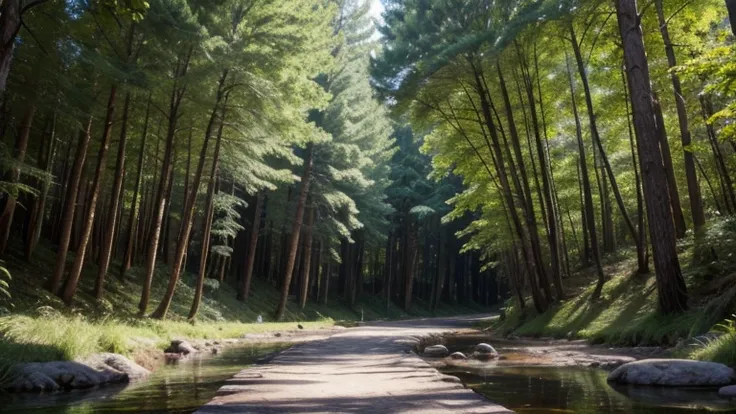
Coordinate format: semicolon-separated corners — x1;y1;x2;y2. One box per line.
369;0;385;23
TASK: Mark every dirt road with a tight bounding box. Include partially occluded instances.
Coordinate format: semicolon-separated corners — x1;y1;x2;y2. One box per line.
196;315;511;413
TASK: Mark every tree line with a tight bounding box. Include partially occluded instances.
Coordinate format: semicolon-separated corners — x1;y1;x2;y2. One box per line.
0;0;503;321
373;0;736;315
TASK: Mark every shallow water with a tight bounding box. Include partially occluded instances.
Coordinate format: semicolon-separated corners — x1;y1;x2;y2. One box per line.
445;365;736;413
0;343;285;414
439;334;736;413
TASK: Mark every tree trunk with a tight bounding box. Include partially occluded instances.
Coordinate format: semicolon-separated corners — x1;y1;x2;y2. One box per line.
570;24;640;256
653;92;687;239
0;0;20;96
26;113;57;259
0;104;36;254
95;92;131;298
566;53;606;300
150;69;227;320
615;0;688;313
48;117;93;294
140;51;193;316
655;0;705;230
274;143;313;320
621;66;650;273
61;86;118;304
188;173;217;321
238;192;264;301
403;218;417;311
299;207;315;309
121;95;151;278
483;63;548;311
727;0;736;36
701;96;736;211
321;259;330;304
517;45;564;300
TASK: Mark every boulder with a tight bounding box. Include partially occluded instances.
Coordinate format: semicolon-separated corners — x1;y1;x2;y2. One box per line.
720;385;736;397
86;353;150;381
608;359;735;386
6;355;141;393
166;339;197;355
449;352;467;360
423;344;449;357
473;343;499;360
475;343;498;355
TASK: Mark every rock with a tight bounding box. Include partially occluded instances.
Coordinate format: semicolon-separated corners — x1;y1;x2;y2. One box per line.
166;339;198;355
720;385;736;397
164;353;186;364
608;359;735;386
449;352;467;360
5;355;141;393
211;347;220;355
90;352;151;381
473;343;499;360
274;332;282;338
423;344;449;357
475;343;498;355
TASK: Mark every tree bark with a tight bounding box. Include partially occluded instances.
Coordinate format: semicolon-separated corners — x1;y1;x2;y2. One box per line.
655;0;705;230
275;143;313;320
653;92;687;239
566;53;606;300
621;65;650;273
95;91;131;298
727;0;736;36
121;95;151;278
299;207;315;309
516;44;564;300
26;113;57;259
140;51;193;316
0;103;36;254
570;24;640;257
0;0;20;96
150;69;227;319
238;192;264;301
188;173;217;321
61;86;118;304
616;0;688;313
48;117;93;294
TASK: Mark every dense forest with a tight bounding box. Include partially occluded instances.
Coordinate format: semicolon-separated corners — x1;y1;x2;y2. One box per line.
0;0;736;329
0;0;502;322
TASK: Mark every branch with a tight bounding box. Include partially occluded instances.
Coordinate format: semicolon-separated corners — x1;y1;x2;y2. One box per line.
20;0;51;15
664;0;696;28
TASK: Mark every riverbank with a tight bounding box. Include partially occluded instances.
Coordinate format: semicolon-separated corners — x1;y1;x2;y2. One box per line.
0;243;489;386
491;232;736;366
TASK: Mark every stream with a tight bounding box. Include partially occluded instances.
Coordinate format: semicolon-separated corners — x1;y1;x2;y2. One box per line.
438;334;736;413
0;343;285;414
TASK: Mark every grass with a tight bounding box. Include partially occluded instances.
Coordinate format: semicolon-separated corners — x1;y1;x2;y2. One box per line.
0;240;487;367
492;217;736;365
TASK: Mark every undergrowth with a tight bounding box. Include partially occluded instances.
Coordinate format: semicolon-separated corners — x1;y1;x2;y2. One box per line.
494;217;736;362
0;241;486;365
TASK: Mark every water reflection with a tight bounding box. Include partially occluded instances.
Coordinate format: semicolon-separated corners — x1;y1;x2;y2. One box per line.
0;343;285;414
445;366;736;414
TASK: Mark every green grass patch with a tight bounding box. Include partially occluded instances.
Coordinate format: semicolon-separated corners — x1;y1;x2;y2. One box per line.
496;258;731;347
0;240;488;365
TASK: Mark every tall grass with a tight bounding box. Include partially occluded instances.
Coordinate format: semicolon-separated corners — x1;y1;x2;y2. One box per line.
0;313;335;363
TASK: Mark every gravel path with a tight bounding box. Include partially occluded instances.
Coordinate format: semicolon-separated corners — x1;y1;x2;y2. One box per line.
196;315;511;413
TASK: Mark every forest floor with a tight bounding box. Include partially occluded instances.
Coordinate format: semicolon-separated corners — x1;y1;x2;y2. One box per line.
0;241;487;373
492;219;736;366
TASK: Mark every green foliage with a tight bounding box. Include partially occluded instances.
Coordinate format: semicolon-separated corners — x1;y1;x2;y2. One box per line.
0;262;10;300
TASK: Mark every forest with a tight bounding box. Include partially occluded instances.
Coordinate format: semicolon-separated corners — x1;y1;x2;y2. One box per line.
1;0;736;362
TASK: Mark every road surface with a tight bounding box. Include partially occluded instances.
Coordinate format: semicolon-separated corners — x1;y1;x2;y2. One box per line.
196;315;511;413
